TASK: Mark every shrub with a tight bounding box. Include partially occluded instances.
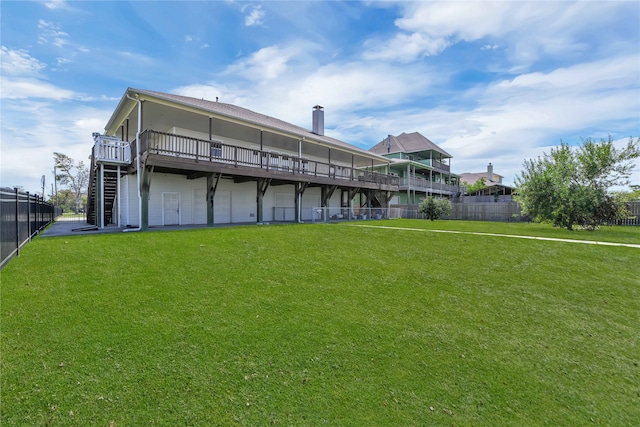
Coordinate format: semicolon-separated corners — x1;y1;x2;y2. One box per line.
418;196;452;221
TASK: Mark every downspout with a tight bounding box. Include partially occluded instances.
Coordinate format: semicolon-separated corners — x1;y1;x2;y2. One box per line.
124;92;142;232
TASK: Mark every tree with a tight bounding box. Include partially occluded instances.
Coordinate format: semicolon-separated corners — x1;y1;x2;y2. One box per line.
515;136;640;230
627;185;640;201
418;196;452;221
463;177;487;194
54;152;89;213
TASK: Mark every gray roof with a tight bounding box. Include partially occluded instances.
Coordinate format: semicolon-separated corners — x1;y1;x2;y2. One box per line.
118;88;383;159
369;132;452;158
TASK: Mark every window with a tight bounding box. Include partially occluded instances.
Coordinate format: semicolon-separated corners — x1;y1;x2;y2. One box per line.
210;141;222;157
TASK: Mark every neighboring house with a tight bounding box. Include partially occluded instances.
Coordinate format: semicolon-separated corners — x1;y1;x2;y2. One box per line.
459;163;515;202
368;132;461;205
88;88;398;229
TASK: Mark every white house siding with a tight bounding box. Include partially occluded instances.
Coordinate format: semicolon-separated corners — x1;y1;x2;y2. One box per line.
225;179;256;223
302;193;321;221
118;173;130;226
146;174;190;226
123;174;138;227
122;171;352;227
192;189;207;224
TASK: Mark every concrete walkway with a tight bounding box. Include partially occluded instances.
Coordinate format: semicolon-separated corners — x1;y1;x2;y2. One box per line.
40;221;131;237
40;220;248;237
347;224;640;249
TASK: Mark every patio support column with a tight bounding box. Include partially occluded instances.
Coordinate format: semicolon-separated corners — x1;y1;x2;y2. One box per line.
140;165;153;231
97;164;103;228
207;172;221;226
294;182;308;223
100;164;105;228
256;178;270;223
116;165;121;227
347;187;359;220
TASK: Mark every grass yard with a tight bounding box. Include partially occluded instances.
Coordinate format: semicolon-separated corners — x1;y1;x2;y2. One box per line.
1;220;639;426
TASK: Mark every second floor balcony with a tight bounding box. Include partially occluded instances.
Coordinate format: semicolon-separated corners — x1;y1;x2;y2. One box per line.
400;176;459;194
133;130;399;190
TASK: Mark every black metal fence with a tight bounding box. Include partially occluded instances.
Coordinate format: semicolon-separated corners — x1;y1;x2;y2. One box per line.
0;187;61;269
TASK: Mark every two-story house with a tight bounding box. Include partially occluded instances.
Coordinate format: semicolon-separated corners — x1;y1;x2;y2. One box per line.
369;132;461;205
88;88;398;229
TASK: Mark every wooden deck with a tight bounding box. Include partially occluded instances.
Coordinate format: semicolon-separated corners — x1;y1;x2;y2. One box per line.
132;130;399;191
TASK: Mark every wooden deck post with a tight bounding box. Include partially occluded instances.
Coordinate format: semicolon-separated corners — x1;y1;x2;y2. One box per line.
140;165;153;231
207;173;221;226
256;178;270;223
295;182;308;223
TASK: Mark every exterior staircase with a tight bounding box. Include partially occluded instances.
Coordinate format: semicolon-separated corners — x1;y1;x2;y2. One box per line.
87;163;120;225
86;134;132;226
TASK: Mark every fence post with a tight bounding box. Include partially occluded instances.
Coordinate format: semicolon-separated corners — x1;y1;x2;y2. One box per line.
26;192;32;242
15;188;20;257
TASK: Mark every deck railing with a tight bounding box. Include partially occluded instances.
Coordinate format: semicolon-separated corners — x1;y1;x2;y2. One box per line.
92;135;131;165
400;177;459;193
140;130;398;186
432;159;450;173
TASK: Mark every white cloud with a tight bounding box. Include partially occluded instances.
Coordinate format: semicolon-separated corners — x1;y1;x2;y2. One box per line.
223;43;317;80
366;1;627;68
244;5;265;27
0;46;46;76
0;48;75;100
43;0;70;10
363;32;451;62
37;19;69;47
176;41;440;137
0;78;75;100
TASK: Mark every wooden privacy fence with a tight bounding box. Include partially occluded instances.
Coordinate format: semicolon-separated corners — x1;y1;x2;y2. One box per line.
392;201;640;224
391;203;528;222
619;201;640;225
0;187;61;269
447;203;528;222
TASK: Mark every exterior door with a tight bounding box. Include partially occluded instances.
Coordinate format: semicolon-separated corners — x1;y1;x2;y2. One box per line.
163;192;180;225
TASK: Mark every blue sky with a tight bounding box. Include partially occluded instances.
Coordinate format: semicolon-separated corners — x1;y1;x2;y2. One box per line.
1;0;639;195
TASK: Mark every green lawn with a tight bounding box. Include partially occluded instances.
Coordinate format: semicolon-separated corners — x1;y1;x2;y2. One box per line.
1;220;639;426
